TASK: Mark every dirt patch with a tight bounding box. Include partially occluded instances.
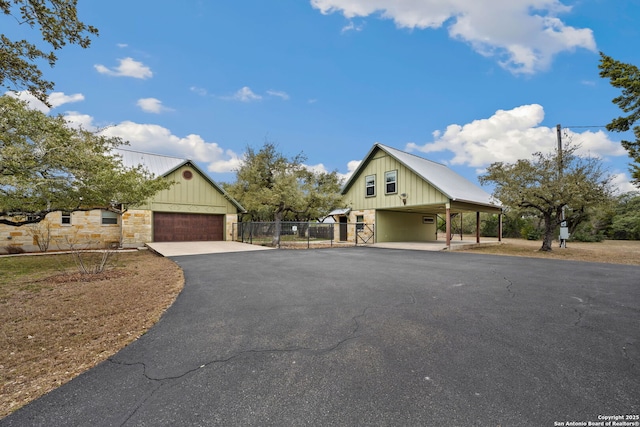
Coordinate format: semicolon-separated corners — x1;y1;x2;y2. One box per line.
459;238;640;265
0;250;183;418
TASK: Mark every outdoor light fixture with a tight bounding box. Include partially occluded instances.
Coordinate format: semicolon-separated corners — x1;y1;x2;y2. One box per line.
400;193;408;205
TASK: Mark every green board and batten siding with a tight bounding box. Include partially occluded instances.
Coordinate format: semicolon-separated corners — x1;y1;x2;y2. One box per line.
343;149;449;210
140;165;238;215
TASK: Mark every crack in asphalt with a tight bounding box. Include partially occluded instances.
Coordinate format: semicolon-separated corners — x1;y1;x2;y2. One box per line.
109;292;417;426
504;276;515;298
573;307;584;326
571;294;589;327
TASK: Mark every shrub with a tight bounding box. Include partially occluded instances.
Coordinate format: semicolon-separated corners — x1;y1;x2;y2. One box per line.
520;224;541;240
570;222;605;242
4;245;25;254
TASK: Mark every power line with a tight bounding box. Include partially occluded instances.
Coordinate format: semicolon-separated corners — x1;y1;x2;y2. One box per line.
563;125;608;128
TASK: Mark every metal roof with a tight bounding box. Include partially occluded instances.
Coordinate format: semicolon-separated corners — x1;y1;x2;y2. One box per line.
344;143;500;208
116;149;187;177
327;208;351;216
114;148;246;212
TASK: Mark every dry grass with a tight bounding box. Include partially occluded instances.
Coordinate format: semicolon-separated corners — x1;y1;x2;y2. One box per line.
0;250;183;418
459;238;640;265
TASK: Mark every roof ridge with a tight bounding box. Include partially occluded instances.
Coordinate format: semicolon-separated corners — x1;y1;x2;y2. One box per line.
116;147;188;162
376;143;448;167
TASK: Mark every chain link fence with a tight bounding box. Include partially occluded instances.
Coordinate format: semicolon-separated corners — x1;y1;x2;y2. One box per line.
233;221;374;248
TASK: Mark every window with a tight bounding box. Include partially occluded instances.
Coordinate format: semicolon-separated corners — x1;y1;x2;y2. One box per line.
101;210;118;225
61;211;71;225
356;215;364;231
385;170;397;194
365;175;376;197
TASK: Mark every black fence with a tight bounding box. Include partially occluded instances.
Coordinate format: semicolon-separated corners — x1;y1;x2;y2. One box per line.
233;221;374;248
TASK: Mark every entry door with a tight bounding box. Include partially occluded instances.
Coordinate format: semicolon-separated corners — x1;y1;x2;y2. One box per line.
339;216;348;241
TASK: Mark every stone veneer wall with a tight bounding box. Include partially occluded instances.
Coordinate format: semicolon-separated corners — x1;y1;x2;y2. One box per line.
0;210;121;254
225;213;238;241
349;209;375;244
331;209;376;244
121;209;152;248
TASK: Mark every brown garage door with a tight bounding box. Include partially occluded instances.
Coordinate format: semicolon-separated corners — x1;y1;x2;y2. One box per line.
153;213;224;242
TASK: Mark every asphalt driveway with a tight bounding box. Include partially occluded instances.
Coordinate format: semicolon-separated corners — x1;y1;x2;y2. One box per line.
2;248;639;426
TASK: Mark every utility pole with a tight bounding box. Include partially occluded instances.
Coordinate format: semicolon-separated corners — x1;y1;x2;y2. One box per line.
557;124;568;248
557;124;563;178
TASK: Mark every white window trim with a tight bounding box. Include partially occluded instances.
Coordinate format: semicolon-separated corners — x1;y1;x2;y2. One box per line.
365;174;376;197
385;170;397;195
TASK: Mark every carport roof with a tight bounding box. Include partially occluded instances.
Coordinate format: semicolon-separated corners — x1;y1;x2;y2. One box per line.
343;143;501;210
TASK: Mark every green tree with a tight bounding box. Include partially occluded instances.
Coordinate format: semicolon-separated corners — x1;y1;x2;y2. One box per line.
479;144;613;251
605;192;640;240
225;142;344;246
598;52;640;186
0;95;171;226
1;0;98;103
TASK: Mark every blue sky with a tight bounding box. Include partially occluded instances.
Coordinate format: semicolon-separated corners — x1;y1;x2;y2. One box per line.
3;0;639;193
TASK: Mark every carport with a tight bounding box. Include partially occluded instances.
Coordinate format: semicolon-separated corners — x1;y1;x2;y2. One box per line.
375;199;503;248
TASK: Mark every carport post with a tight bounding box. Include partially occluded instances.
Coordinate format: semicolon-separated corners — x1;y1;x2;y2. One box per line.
476;211;480;243
445;203;451;249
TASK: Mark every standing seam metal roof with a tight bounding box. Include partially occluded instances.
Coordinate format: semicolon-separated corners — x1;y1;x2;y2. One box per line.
114;148;245;212
344;143;500;208
116;149;187;177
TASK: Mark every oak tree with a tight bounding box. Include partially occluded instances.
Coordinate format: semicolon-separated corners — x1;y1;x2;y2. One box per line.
1;0;98;103
225;142;343;246
479;144;613;251
0;95;171;226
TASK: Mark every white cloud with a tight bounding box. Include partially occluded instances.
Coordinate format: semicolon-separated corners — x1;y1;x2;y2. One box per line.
5;90;84;114
99;121;241;173
63;111;97;131
310;0;596;74
340;160;361;182
6;91;50;112
223;86;263;102
342;20;364;33
137;97;173;114
6;90;84;113
117;43;128;48
304;163;331;175
48;92;85;108
303;160;360;184
266;90;290;100
610;173;638;195
190;86;208;96
406;104;626;168
94;57;153;79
